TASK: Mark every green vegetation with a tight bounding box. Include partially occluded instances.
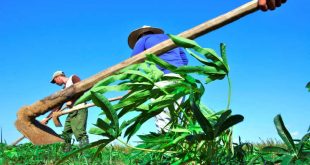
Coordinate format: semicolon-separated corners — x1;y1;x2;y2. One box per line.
0;143;134;164
2;36;309;164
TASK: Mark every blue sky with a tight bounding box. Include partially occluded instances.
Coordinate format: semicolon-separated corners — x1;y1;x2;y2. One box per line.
0;0;309;145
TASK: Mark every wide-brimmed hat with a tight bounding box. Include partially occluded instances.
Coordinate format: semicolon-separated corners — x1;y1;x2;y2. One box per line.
50;70;65;83
128;25;164;49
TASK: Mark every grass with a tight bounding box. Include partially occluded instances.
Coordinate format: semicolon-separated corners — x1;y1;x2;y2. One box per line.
0;142;136;165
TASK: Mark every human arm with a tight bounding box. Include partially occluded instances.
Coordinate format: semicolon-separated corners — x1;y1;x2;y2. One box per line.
131;36;147;56
258;0;287;11
40;105;63;125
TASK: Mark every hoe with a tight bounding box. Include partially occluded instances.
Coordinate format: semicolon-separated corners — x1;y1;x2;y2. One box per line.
15;1;268;145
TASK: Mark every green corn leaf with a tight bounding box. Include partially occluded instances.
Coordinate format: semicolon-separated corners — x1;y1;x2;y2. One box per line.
190;94;214;140
185;48;217;67
163;134;188;148
95;118;117;138
95;118;111;131
297;132;310;154
171;128;191;133
93;73;129;88
124;118;144;142
194;47;222;65
247;155;262;165
174;65;226;75
137;62;152;73
91;91;119;132
281;154;295;165
88;127;105;135
274;114;297;153
56;139;113;164
119;116;139;131
214;110;232;136
149;92;185;111
220;43;229;71
216;114;244;137
117;100;148;118
205;74;226;84
74;90;92;105
261;146;289;154
88;127;111;138
125;109;163;141
148;61;164;80
138;133;173;144
169;34;199;48
75;84;132;105
91;84;132;94
123;70;154;83
114;89;151;110
91;143;109;161
199;104;215;116
146;54;178;72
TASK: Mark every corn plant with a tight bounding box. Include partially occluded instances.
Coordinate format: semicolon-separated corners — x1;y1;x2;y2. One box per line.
56;35;244;164
253;115;310;164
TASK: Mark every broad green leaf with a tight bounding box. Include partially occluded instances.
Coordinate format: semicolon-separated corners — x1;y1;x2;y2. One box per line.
169;34;199;48
194;47;222;64
123;70;154;83
205;74;226;84
216;114;244;137
146;54;178;72
190;94;214;140
114;89;151;110
93;73;129;88
88;127;110;137
171;128;191;133
89;127;104;135
119;116;139;131
95;118;110;131
185;48;217;67
220;43;229;72
163;134;188;148
56;139;113;164
95;118;118;138
174;65;226;75
274;114;297;153
214;110;232;136
117;100;148;118
91;143;108;160
91;84;132;93
75;84;132;105
297;132;310;154
281;154;295;165
261;146;289;154
91;91;119;133
74;90;92;105
124;109;163;141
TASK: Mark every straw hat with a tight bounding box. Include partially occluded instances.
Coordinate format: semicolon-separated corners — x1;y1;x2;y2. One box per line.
128;25;164;49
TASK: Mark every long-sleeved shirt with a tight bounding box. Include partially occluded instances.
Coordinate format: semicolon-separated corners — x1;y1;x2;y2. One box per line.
131;34;188;74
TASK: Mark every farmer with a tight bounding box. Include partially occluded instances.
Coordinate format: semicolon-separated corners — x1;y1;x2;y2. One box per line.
128;25;188;133
42;71;89;151
127;0;287;132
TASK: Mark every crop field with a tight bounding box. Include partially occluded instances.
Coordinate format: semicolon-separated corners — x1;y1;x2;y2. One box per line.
1;36;309;165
